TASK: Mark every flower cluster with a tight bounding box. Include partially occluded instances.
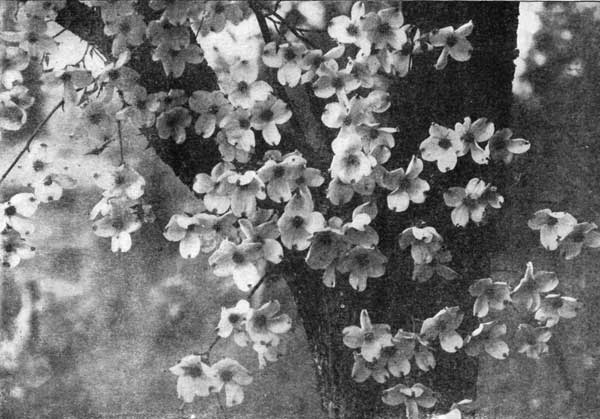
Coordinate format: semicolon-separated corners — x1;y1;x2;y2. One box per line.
216;299;292;368
90;165;154;252
528;209;600;259
169;355;252;407
0;192;38;268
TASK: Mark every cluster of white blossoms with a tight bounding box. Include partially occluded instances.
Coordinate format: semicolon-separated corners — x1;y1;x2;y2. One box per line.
1;1;589;418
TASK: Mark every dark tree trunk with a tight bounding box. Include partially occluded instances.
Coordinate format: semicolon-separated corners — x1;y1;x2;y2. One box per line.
55;2;519;418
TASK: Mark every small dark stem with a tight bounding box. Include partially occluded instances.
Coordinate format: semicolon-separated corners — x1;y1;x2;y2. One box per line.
216;393;228;418
266;9;318;48
248;275;268;299
52;27;68;38
0;99;64;186
117;120;125;165
200;335;221;363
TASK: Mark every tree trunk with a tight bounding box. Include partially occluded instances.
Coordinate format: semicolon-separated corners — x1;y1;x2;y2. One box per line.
55;2;519;418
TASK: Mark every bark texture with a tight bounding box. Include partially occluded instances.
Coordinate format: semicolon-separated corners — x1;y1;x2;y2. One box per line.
55;2;519;418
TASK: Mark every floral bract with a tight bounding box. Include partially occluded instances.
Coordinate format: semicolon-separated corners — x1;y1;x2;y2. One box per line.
342;309;393;362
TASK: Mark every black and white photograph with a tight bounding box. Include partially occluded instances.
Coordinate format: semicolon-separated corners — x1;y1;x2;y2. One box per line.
0;1;598;418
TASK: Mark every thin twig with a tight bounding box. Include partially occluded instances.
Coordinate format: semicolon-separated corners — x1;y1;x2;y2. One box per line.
0;99;64;186
267;9;318;48
52;27;68;38
215;393;228;419
117;120;125;165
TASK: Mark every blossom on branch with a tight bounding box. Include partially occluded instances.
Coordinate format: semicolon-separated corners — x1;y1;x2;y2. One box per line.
420;306;464;353
277;191;325;250
169;355;217;403
210;358;253;407
463;321;509;360
486;128;530;164
515;324;552;359
245;300;292;347
327;1;370;53
0;193;39;236
558;222;600;260
419;123;462;172
217;299;252;347
527;209;577;251
208;240;264;291
468;277;511;318
443;178;503;227
511;262;558;312
429;21;473;70
534;294;580;327
379;156;429;212
342;309;393;362
454;117;494;164
189;90;232;138
0;228;35;268
250;96;292;146
381;383;437;419
262;41;307;87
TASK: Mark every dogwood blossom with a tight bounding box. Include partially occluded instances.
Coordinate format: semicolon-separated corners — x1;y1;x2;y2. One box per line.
152;43;203;78
486;128;530;164
188;90;232;138
381;383;437;419
300;45;345;84
250;97;292;146
337;246;387;291
515;324;552;359
534;294;580;327
163;212;233;258
511;262;558;312
77;98;121;141
169;355;217;403
429;21;473;70
330;135;376;184
41;66;93;105
218;60;271;109
0;228;35;268
464;321;509;360
220;108;256;151
238;216;283;265
386;330;418;377
277;191;325;250
210;358;253;407
527;209;577;251
305;217;348;271
116;85;163;128
558;222;600;260
0;193;38;236
262;42;307;87
104;13;147;57
98;51;139;100
93;165;145;200
146;19;190;50
0;45;29;89
443;178;503;227
362;7;407;50
398;226;443;264
380;156;429;212
419;123;462;172
454;117;494;164
225;171;265;218
245;300;292;346
351;352;389;383
217;299;252;347
209;240;264;291
0;95;27;131
327;1;370;52
91;198;143;252
192;162;235;214
312;59;360;101
156;106;192;143
342;309;393;362
412;249;458;283
420;306;464;353
468;277;511;318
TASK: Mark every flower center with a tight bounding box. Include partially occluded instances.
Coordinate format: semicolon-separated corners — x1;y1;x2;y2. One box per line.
239;118;250;130
345;153;360;167
377;22;392;36
33;159;46;172
88;111;104;125
183;365;204;378
119;22;131;34
220;369;234;382
547;217;559;227
260;109;274;122
368;129;379;140
231;251;245;264
4;242;14;253
43;176;53;186
228;313;241;324
4;206;16;217
284;48;297;61
400;41;413;56
397;177;411;191
438;136;453;150
363;331;375;342
111;219;124;230
346;24;359;37
462;132;475;144
446;34;458;48
491;138;506;151
237;81;249;93
208;104;219;114
253;314;267;329
108;69;120;81
136;99;147;110
356;253;370;267
319;233;332;246
463;196;479;209
331;77;345;90
291;215;305;229
273;166;286;178
569;230;585;243
214;3;226;14
27;32;39;43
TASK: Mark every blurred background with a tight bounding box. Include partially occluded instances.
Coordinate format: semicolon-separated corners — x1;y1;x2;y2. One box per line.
1;2;600;418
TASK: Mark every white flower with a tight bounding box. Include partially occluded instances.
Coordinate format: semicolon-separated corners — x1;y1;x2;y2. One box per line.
91;198;142;252
0;193;38;236
528;209;577;251
93;165;145;200
379;156;429;212
210;358;253;407
218;59;272;109
429;21;474;70
419;123;462;173
217;299;251;347
454;117;494;164
342;309;393;362
327;1;370;53
169;355;217;403
262;41;307;87
250;97;292;146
